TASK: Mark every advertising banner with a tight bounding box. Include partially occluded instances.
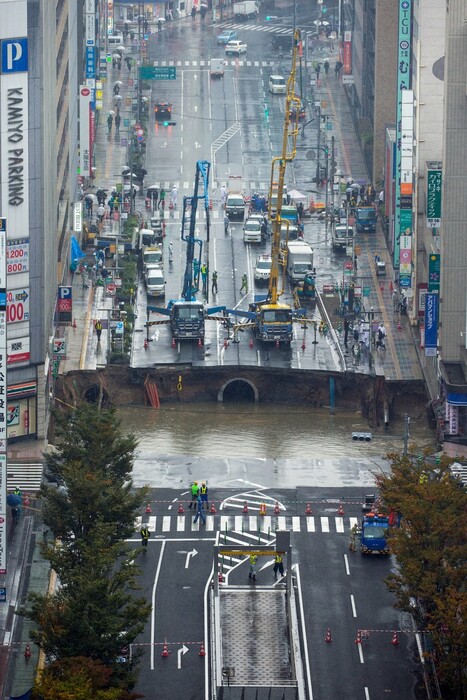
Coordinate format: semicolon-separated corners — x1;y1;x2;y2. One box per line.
7;336;30;365
428;253;440;293
6;288;29;324
426;167;442;228
79;86;92;177
0;219;6;575
6;239;29;274
343;31;352;74
424;293;438;357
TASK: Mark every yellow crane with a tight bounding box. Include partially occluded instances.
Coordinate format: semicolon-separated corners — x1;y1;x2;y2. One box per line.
252;29;303;344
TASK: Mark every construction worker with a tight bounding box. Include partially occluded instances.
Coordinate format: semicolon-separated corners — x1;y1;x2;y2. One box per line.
211;271;218;295
248;553;257;581
200;482;209;509
349;524;358;552
193;495;206;525
273;552;285;579
13;486;21;497
188;481;199;509
240;273;248;294
95;319;103;342
140;525;150;550
201;263;208;293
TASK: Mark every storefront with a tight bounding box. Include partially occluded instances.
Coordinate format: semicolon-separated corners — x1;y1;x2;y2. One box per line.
6;381;37;441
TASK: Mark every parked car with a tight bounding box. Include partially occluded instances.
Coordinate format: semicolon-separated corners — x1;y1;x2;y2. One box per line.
225;40;248;55
217;29;238;44
254;254;272;284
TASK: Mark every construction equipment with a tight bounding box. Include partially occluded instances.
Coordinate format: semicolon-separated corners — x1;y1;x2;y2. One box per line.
146;161;219;341
249;29;305;344
360;513;390;555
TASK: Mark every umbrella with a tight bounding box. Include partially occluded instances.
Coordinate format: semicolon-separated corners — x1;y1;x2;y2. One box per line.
146;185;159;192
108;110;115;115
123;172;138;179
7;494;21;507
200;2;208;6
114;95;123;102
124;19;132;24
141;96;149;103
122;166;131;174
116;46;126;54
124;183;139;192
114;80;123;86
350;183;360;190
112;53;121;59
155;16;166;22
86;193;98;203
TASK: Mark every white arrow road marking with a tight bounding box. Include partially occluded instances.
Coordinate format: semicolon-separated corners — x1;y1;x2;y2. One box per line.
185;548;198;568
178;644;189;669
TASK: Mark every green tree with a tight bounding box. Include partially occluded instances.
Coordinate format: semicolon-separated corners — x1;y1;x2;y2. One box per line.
32;656;143;700
376;454;467;699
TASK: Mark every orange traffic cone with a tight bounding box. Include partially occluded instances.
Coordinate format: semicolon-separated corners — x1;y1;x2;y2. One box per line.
210;502;216;514
325;628;332;643
145;502;152;514
199;641;206;657
178;502;185;514
218;569;225;582
24;643;32;660
161;639;170;657
391;631;399;646
338;502;345;515
305;503;312;515
72;319;77;329
249;337;254;349
144;337;149;350
355;630;362;644
172;337;176;348
242;501;249;514
397;320;402;331
301;339;306;351
259;502;266;516
274;501;280;515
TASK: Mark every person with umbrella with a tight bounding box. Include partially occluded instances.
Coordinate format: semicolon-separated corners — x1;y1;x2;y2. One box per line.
157;18;162;31
107;113;113;132
113;83;120;95
115;113;121;132
85;194;94;217
147;186;159;209
125;56;132;72
170;185;178;209
159;187;166;210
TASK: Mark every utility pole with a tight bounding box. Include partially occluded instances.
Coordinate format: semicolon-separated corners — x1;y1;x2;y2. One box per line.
403;414;410;456
316;104;321;185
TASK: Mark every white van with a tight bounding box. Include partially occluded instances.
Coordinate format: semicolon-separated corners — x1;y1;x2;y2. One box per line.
269;75;286;94
210;58;225;78
108;34;124;46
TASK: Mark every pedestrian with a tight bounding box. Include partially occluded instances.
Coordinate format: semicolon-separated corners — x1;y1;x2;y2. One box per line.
125;56;132;72
113;83;120;95
224;213;230;234
248;553;257;581
297;201;304;220
97;204;105;222
200;482;209;509
159;187;166;209
240;273;248;294
112;56;117;69
117;58;122;71
344;319;350;347
115;113;121;132
157;19;162;32
169;241;174;263
349;524;358;551
189;481;199;509
107;114;113;132
12;506;20;524
212;270;218;294
392;288;399;313
201;262;208;293
220;185;227;208
130;30;135;41
140;525;150;549
334;61;341;78
94;319;103;342
273;552;285;579
191;5;196;18
323;60;329;76
193;495;206;525
376;322;386;350
169;185;178;209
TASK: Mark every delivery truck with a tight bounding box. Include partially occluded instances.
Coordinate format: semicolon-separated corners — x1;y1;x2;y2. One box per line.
286;241;314;282
233;1;259;18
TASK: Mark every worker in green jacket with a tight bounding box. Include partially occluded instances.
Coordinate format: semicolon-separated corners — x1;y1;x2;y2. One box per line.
189;481;199;509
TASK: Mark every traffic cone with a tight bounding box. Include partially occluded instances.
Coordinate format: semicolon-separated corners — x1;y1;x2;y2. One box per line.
199;641;206;657
145;502;152;514
172;337;176;348
24;643;32;660
301;339;306;351
249;337;254;349
274;501;280;515
161;639;170;657
224;338;229;348
380;282;384;292
389;281;394;293
355;630;362;644
391;631;399;646
218;569;225;582
72;319;77;329
144;337;148;350
178;501;184;514
325;628;332;643
259;502;266;516
242;500;249;514
23;493;30;507
338;502;345;515
210;502;216;514
305;503;312;515
398;320;402;331
198;337;203;347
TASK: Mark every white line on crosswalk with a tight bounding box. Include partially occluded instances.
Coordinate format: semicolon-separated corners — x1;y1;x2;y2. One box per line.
220;515;229;531
349;517;359;530
234;515;243;531
249;515;257;531
262;516;272;532
292;516;300;532
306;517;316;532
162;516;171;532
321;517;330;533
335;517;344;533
191;518;200;531
277;516;286;530
206;515;215;531
177;515;185;531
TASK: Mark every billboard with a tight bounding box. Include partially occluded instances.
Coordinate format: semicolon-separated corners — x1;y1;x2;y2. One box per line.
426;166;442;228
0;220;6;575
79;85;92;177
424;293;438;357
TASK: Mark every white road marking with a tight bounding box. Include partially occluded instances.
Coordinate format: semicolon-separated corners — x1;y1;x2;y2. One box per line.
294;564;314;698
320;516;330;533
364;688;370;700
177;515;185;531
150;540;166;670
277;516;286;530
350;594;357;617
358;643;364;664
344;553;350;575
292;516;300;531
162;516;171;532
234;515;243;531
335;516;344;533
249;515;257;530
306;517;315;532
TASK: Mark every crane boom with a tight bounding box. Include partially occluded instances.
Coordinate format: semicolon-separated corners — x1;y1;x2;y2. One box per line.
267;29;302;305
181;160;211;300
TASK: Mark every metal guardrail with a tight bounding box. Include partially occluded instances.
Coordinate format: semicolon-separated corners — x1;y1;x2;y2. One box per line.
315;288;346;372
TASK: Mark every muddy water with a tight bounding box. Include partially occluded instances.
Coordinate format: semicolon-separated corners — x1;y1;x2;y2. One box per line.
118;403;435;460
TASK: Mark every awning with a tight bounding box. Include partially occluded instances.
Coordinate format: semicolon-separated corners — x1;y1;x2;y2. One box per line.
447;393;467;406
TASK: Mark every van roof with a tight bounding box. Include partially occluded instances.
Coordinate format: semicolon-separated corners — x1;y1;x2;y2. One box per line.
270;75;285;81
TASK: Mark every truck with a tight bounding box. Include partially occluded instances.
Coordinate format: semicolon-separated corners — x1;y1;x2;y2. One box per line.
209;58;225;78
279;205;299;240
286;241;313;282
225;192;245;221
332;223;354;251
233;1;258;19
360;513;390;555
141;244;163;273
145;265;166;298
355;206;377;233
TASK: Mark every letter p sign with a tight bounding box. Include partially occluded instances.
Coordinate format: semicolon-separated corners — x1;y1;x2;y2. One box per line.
1;38;28;73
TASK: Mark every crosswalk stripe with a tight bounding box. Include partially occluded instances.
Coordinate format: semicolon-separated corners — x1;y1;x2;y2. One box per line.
234;515;243;531
206;515;215;531
335;517;344;533
177;515;185;531
262;515;272;532
349;517;359;529
162;516;171;532
292;516;300;532
306;517;315;532
191;518;200;531
321;516;330;533
149;516;157;532
277;516;286;530
220;515;229;531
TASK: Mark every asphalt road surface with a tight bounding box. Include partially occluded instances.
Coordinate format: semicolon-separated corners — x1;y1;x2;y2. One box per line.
131;486;418;699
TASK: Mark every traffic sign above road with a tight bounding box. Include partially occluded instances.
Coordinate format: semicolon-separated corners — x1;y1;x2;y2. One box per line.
139;66;176;80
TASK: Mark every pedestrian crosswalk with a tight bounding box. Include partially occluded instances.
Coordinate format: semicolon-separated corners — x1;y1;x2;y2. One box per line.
219;22;293;35
152;59;275;68
146;181;269;192
134;514;359;535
